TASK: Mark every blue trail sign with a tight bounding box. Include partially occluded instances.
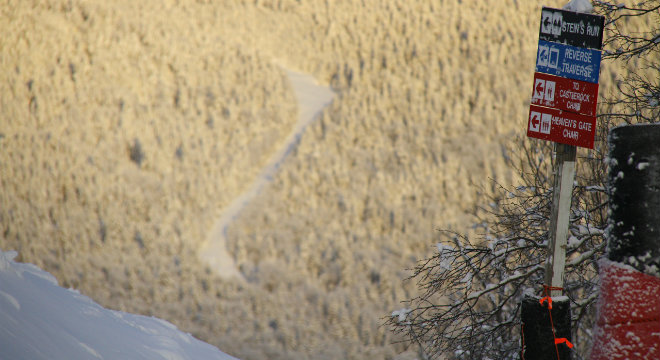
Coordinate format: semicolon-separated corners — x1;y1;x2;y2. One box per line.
535;40;601;84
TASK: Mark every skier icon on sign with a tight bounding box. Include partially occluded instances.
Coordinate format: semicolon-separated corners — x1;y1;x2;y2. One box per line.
552;12;562;36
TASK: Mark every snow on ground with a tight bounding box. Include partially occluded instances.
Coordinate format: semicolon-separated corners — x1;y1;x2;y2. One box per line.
562;0;593;12
0;250;237;360
200;68;334;279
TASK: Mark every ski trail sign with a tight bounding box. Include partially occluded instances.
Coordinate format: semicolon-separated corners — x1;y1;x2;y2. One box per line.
539;7;604;50
535;40;601;84
527;104;597;148
527;6;604;149
532;72;599;117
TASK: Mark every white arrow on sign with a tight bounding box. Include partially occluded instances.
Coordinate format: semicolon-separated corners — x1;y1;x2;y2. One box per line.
542;10;553;34
530;111;541;132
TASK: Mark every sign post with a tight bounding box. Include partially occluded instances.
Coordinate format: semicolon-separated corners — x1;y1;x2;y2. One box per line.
526;7;604;296
522;7;605;359
545;143;576;296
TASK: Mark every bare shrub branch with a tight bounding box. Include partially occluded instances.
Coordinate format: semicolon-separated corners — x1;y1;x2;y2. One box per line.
389;3;659;358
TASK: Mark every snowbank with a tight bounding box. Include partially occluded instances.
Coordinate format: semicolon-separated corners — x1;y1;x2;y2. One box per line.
0;250;237;360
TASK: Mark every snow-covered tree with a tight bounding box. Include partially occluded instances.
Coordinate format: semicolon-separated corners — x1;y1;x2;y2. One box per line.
599;0;660;123
388;2;659;359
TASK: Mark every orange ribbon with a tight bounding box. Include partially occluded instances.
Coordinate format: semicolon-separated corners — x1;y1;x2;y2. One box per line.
539;296;553;309
555;338;574;348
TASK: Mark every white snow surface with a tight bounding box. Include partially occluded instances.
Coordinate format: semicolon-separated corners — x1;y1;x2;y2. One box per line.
562;0;594;13
0;250;238;360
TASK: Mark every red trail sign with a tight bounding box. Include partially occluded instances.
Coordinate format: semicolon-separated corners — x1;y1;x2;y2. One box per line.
527;105;596;149
531;72;599;117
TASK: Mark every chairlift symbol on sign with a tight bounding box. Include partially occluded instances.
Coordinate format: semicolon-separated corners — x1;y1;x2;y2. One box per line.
541;113;552;134
544;80;556;102
548;47;560;69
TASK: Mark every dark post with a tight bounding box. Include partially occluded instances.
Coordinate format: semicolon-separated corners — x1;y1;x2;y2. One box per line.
590;124;660;359
607;124;660;274
521;295;572;360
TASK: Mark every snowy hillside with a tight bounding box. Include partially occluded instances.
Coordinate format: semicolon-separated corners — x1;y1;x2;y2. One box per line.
0;250;236;360
2;0;653;358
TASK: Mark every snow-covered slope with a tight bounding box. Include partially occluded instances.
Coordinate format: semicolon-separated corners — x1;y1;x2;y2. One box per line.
200;68;334;280
0;250;237;360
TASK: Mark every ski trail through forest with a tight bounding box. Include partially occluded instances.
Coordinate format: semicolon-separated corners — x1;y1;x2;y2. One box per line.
199;69;335;280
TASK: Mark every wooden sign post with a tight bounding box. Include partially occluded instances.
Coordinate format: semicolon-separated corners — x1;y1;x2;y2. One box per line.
522;6;604;358
526;6;604;295
545;143;576;296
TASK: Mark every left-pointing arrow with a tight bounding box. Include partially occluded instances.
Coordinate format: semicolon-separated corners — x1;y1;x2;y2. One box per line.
532;114;540;129
535;81;544;98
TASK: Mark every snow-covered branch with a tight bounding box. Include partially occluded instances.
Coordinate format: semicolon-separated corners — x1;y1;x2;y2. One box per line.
389;2;659;358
